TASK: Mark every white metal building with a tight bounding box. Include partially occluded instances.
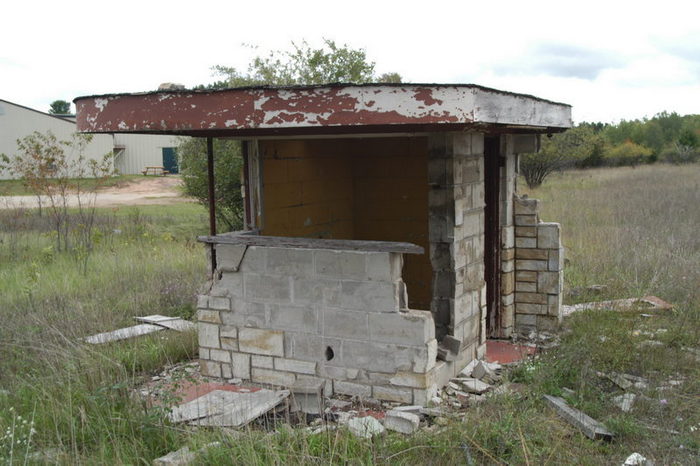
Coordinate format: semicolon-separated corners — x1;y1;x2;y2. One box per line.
0;99;183;180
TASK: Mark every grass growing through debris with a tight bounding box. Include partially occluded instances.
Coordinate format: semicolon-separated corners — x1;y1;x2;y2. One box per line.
0;164;698;464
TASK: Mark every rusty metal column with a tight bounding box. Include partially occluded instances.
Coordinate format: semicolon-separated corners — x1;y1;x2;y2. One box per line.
206;137;217;275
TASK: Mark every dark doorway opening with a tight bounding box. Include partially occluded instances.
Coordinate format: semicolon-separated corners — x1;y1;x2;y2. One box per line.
162;147;179;174
484;136;501;337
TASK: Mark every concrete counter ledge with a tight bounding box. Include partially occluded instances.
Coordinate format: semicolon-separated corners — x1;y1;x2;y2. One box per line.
197;233;425;255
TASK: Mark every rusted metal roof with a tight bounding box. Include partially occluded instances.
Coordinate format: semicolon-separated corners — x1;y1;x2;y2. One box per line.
74;83;572;137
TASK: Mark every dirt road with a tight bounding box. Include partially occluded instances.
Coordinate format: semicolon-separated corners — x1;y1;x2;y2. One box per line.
0;177;194;209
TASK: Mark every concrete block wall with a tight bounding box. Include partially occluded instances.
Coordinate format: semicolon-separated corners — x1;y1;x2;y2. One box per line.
513;195;564;332
197;242;441;405
427;132;487;373
498;136;517;338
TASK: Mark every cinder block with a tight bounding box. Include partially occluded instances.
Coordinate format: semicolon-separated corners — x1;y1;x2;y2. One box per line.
515;292;548;304
536;315;560;331
342;340;435;374
318;364;360;381
334;381;371;398
216;244;247;271
214;272;243;298
515;226;537;238
220;336;238;351
210;349;231;363
516;260;548;271
199;347;210;360
413;384;439;407
515;302;547;315
516;248;548;260
515;313;537;328
369;310;435;345
323;308;369;339
326;280;399;312
244;274;291;302
389;367;439;389
314;250;366;280
453;291;477;324
274;358;317;375
537;272;560;294
198;322;220;349
502;226;514;249
198;309;221;324
502;293;515;306
514;197;539;215
500;304;514;328
502;260;514;273
548;294;562;317
470;133;484;155
453;133;472;156
196;295;209;309
515;215;537;227
373;385;413;404
537;223;560;249
237;246;266;273
502;272;514;295
209;296;231;311
221;364;232;379
266;247;314;276
516;237;537;248
549;248;564;271
292;277;340;305
251;354;273;368
366;252;402;282
269;304;318;332
516;270;538;282
251;368;295;386
238;328;284;356
200;360;221;378
516;281;537;293
502;248;515;261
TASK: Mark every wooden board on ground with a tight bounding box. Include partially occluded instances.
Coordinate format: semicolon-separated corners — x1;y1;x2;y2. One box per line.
134;315;196;331
168;389;290;427
544;395;614;441
84;324;165;344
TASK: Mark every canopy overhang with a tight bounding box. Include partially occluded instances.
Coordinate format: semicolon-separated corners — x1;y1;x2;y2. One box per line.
74;83;572;138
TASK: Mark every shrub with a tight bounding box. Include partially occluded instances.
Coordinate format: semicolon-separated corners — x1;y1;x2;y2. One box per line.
602;141;653;166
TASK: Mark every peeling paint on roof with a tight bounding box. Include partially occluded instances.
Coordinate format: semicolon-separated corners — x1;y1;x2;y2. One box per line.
74;83;572;137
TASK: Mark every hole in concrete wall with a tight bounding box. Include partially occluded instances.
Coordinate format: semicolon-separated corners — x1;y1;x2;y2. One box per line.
325;346;334;361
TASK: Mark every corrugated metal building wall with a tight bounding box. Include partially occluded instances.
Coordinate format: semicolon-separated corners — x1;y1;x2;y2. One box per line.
1;99;187;179
0;100;114;180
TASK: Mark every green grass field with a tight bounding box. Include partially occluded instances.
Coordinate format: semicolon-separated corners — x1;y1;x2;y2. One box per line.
0;165;698;464
0;175;144;196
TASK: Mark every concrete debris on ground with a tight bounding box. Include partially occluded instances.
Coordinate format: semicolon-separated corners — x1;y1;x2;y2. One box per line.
153;442;221;466
562;295;672;317
598;372;649;391
384;410;421;434
348;416;385;438
84;314;194;344
623;452;654;466
613;393;637;412
544;395;614;441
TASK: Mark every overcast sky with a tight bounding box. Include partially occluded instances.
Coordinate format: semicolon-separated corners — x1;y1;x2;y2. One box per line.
2;0;698;123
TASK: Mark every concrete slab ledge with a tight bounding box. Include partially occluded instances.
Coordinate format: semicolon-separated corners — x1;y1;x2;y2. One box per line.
198;234;424;255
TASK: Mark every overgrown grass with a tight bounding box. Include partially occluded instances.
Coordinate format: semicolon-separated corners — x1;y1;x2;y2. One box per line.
0;175;143;196
1;165;698;464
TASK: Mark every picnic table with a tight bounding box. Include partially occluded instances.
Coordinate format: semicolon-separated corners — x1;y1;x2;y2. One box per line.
142;166;169;176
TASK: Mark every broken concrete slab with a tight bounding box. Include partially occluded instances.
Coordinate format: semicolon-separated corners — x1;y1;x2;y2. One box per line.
348;416;385;438
471;361;499;383
613;393;637;412
544;395;613;441
562;296;672;317
84;323;165;344
168;389;289;427
153;446;195;465
135;315;196;332
453;378;491;395
384;410;421;434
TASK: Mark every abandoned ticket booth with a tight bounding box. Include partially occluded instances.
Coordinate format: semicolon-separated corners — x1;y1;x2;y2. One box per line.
75;84;571;404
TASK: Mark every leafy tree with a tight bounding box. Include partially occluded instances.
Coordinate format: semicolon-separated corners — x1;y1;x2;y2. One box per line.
180;39;402;231
48;100;71;114
178;137;243;230
603;141;653;166
520;125;602;188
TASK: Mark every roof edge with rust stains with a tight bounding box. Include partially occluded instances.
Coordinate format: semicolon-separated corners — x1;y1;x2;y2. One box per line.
74;83;572;137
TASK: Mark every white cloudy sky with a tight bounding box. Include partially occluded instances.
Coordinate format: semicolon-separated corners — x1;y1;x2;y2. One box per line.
1;0;698;123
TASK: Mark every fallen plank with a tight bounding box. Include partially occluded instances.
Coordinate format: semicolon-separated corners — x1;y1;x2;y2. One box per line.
543;395;614;441
84;324;164;344
134;315;195;332
169;389;289;427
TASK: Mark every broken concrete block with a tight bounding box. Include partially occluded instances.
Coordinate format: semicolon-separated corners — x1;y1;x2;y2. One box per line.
543;395;613;441
471;361;498;383
623;452;652;465
613;393;637;413
384;410;420;434
348;416;385;438
153;446;195;465
291;379;326;415
455;378;491;394
458;359;479;378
